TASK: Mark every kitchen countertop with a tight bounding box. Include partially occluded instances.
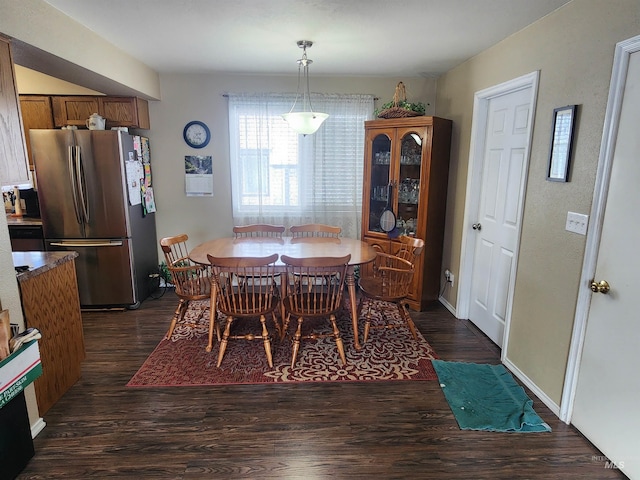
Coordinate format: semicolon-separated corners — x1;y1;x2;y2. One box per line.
12;251;78;282
6;215;42;226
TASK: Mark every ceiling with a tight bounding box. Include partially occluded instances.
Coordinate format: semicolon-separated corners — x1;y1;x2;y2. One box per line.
42;0;571;77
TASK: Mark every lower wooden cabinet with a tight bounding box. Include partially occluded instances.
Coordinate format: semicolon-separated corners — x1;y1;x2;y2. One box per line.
15;253;85;416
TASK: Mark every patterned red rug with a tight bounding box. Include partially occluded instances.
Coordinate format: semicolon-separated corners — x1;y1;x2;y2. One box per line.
127;300;438;386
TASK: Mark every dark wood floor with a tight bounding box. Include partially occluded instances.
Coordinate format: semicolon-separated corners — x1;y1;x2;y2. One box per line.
18;289;624;479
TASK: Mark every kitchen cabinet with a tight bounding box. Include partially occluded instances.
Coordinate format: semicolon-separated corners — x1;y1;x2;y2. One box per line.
361;116;452;310
51;95;98;128
99;96;150;129
51;95;150;129
13;251;85;416
0;37;30;187
19;95;55;170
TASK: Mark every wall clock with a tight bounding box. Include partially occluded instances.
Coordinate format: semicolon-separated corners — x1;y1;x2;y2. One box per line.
183;121;211;148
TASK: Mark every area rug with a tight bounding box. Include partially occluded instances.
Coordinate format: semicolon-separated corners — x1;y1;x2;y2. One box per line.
432;360;551;433
128;300;438;386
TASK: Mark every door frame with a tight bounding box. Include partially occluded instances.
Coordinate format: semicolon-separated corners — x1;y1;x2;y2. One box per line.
457;71;539;359
560;35;640;424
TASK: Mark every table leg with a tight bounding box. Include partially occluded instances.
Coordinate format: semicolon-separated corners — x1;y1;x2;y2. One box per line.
346;267;361;351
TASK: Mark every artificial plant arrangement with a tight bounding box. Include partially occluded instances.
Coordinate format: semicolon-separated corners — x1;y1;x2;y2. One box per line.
375;82;427;119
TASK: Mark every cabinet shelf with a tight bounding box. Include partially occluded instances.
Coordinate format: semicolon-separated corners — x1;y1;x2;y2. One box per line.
361;116;452;310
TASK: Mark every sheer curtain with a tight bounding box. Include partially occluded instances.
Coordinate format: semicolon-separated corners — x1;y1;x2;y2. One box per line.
228;93;374;238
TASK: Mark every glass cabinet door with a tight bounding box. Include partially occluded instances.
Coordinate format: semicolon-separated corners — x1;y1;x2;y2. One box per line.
367;133;392;233
396;131;423;236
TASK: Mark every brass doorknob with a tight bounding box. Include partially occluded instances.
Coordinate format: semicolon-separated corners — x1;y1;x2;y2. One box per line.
590;280;610;294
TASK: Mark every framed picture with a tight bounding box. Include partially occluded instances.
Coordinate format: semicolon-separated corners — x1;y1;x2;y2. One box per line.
547;105;577;182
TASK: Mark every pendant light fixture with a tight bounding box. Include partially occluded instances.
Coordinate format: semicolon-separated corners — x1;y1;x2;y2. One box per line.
282;40;329;135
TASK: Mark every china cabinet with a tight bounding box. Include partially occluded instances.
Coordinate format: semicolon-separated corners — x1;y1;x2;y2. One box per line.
361;116;452;310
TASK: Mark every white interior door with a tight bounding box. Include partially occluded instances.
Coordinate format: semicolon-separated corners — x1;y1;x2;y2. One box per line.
569;39;640;479
467;86;534;347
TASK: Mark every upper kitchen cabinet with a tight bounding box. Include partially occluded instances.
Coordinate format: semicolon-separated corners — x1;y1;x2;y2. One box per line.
19;95;55;170
52;95;150;129
0;37;30;186
51;96;98;128
361;116;452;310
99;97;150;129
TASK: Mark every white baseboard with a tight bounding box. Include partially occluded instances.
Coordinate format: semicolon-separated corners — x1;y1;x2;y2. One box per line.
438;296;456;317
31;417;46;438
503;357;561;420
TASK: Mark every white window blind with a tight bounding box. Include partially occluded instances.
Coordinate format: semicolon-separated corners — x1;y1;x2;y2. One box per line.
228;93;374;238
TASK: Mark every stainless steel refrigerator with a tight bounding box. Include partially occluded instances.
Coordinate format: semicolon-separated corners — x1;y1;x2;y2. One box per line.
29;129;158;308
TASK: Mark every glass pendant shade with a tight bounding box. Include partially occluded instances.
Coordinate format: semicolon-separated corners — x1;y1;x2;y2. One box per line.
282;112;329;135
282;40;329;135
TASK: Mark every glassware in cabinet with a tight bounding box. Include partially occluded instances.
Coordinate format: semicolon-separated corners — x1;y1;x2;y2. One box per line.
397;131;423;235
366;133;392;233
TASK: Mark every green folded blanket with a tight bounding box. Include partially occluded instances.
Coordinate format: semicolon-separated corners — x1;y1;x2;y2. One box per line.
432;360;551;433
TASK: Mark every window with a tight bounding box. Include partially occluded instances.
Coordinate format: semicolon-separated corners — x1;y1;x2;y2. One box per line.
228;93;373;238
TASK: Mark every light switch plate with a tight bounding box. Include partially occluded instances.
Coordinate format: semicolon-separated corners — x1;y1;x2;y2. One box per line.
566;211;589;235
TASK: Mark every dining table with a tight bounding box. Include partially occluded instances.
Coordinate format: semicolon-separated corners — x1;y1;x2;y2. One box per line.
189;236;378;352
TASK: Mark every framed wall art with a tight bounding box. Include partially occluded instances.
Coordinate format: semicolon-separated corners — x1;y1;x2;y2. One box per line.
547;105;577;182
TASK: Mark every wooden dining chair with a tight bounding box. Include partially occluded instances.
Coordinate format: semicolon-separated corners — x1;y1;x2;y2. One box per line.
232;224;285;290
289;223;341;238
207;253;280;368
281;254;351;368
233;224;285;238
394;235;425;264
357;252;418;343
160;234;213;341
289;224;343;290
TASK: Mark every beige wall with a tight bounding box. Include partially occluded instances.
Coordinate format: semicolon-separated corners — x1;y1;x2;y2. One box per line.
0;0;160;100
435;0;640;404
15;66;103;95
147;74;436;248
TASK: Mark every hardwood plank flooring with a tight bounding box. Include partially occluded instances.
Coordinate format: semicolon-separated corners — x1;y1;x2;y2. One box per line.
17;290;625;479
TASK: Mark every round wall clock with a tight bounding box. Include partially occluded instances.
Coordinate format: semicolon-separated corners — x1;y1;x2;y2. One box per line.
183;121;211;148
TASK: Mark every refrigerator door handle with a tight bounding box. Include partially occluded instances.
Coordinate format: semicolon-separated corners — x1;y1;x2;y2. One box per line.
49;240;124;247
68;145;83;224
75;145;90;224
